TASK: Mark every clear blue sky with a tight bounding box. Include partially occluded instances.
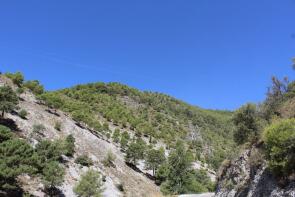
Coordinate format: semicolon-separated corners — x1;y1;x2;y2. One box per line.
0;1;294;110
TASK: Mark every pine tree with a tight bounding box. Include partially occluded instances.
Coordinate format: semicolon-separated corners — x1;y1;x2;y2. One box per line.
0;86;18;117
74;170;103;197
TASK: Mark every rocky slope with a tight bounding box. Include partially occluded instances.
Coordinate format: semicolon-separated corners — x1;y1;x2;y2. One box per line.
215;145;295;197
1;76;161;197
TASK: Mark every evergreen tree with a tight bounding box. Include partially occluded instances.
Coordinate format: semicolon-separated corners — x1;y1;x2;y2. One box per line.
0;138;38;190
42;161;65;190
145;147;166;176
74;169;103;197
232;103;260;144
0;86;18;117
125;138;146;165
161;141;195;195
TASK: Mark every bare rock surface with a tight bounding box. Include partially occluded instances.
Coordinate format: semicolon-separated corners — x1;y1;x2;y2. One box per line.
215;147;295;197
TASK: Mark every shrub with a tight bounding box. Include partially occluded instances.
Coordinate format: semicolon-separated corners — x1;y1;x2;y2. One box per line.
263;118;295;177
75;155;93;166
54;121;62;131
74;170;103;197
16;87;24;94
32;124;46;134
35;140;64;164
102;150;116;167
19;109;28;119
41;161;65;190
64;134;75;157
5;72;24;87
112;129;120;143
23;80;44;95
0;138;39;190
0;125;13;143
120;131;130;149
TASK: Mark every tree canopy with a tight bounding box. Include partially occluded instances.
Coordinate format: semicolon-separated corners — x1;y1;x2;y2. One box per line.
0;86;18;117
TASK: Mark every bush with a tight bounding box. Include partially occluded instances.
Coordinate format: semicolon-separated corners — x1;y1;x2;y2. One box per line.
102;150;116;167
54;121;62;131
19;109;28;119
23;80;44;95
64;134;75;157
0;138;39;190
75;155;93;166
74;170;103;197
263;118;295;177
0;125;13;143
32;124;46;134
41;161;65;190
5;72;24;87
112;129;120;143
35;140;64;164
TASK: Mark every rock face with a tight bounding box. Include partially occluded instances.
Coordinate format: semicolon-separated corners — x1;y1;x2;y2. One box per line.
215;146;295;197
6;89;161;197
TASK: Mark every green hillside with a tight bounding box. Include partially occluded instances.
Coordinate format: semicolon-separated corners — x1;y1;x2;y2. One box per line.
40;82;235;169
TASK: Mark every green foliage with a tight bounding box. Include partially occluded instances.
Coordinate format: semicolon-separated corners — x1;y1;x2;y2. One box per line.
0;86;19;117
5;72;24;87
23;80;44;95
0;125;13;143
64;134;75;157
125;138;146;165
18;109;28;119
0;138;38;190
232;103;260;144
16;87;24;94
35;140;63;165
75;155;93;166
262;77;289;120
103;123;109;131
41;161;65;189
39;82;235;169
160;141;193;194
120;131;130;149
0;124;66;193
102;150;116;167
263;118;295;177
74;169;103;197
32;124;46;134
112;129;120;143
160;141;212;194
194;169;215;192
155;163;169;185
145;147;166;176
